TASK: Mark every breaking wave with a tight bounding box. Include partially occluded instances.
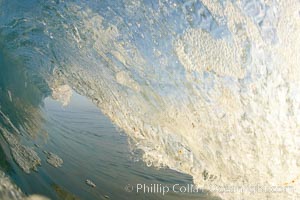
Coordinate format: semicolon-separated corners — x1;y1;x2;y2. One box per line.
1;0;300;199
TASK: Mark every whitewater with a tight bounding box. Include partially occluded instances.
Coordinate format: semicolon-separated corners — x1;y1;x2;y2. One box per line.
1;0;300;199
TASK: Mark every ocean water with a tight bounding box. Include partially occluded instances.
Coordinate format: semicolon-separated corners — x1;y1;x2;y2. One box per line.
0;89;218;200
1;0;300;199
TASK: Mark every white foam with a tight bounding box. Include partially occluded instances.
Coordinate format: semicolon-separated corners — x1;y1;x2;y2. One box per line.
3;0;300;199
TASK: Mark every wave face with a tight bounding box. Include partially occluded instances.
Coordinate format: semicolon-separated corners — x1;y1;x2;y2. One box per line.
1;0;300;199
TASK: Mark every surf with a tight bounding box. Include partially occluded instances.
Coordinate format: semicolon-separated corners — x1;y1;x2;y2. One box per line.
1;0;300;199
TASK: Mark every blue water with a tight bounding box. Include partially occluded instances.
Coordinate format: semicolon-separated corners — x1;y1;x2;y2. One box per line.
0;0;271;199
0;0;219;198
0;91;218;200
